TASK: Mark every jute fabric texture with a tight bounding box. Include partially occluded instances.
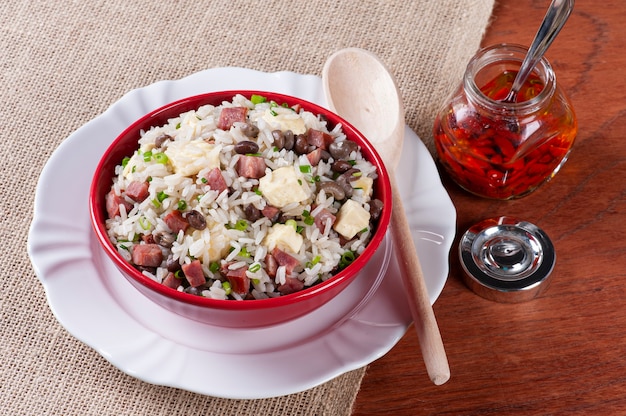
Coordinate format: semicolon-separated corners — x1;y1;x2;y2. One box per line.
1;1;494;415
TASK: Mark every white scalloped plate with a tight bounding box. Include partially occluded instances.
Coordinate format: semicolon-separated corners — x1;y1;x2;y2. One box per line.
27;68;456;399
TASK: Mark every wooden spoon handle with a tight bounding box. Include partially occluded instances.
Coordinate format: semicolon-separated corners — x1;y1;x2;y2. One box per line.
389;170;451;385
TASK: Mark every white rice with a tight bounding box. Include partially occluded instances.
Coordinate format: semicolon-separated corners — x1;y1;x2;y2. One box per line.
105;93;381;300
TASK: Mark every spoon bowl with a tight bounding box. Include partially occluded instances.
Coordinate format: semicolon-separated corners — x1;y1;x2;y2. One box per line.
323;48;450;385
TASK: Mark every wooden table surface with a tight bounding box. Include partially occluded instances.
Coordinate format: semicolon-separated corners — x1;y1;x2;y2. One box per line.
353;0;626;414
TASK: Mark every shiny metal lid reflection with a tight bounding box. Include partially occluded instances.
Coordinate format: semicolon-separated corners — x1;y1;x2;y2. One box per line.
459;216;555;303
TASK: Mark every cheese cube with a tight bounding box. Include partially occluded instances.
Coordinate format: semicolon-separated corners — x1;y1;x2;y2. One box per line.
165;140;221;176
262;223;304;253
262;108;307;135
333;199;371;239
351;176;374;197
258;166;311;208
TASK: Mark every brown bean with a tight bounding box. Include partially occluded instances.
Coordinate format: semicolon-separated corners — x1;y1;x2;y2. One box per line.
271;130;284;149
186;210;207;230
154;231;175;248
318;182;346;200
234;140;259;155
331;160;353;173
240;122;259;138
165;255;180;272
283;130;295;150
244;204;261;222
155;134;172;148
294;134;313;154
341;168;361;182
329;140;359;160
336;175;353;198
369;199;383;220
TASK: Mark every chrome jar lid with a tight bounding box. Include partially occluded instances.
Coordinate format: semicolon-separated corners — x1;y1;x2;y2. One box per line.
459;216;555;303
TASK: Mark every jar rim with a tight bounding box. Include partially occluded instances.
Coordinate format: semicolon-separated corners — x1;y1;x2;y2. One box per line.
464;43;557;113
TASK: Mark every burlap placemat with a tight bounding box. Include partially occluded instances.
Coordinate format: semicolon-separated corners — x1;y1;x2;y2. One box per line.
1;1;494;414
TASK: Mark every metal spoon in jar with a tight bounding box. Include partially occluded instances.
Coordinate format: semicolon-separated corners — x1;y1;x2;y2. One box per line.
504;0;574;103
322;48;450;385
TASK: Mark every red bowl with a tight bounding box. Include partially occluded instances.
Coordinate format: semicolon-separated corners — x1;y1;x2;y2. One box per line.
89;90;392;328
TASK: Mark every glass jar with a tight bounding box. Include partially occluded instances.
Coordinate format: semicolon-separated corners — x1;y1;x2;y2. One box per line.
433;43;577;199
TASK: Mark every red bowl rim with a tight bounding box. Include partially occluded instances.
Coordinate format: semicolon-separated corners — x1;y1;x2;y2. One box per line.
89;90;392;311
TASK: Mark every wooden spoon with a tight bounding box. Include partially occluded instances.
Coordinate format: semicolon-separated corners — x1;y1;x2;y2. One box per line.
322;47;450;385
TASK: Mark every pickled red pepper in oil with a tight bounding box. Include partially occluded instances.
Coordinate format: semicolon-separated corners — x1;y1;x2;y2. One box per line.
433;44;577;200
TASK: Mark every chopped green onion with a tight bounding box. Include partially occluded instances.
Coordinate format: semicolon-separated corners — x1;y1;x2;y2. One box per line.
119;244;129;251
297;179;302;185
201;177;208;184
233;219;248;231
177;200;187;210
281;103;289;108
302;210;310;217
348;160;357;166
339;251;356;269
249;263;261;273
138;217;151;230
250;94;267;104
255;189;262;196
175;122;181;129
152;198;161;208
154;153;169;164
142;150;153;162
222;281;232;295
299;165;311;174
269;102;278;116
147;176;152;182
296;225;304;234
174;269;183;279
156;191;168;203
209;262;220;273
239;247;250;258
306;255;321;269
285;219;298;229
252;278;260;285
121;156;130;167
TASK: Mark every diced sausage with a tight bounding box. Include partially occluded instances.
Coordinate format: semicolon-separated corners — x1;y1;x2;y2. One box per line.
125;180;150;202
217;107;248;130
261;205;280;222
307;129;334;150
106;189;133;218
162;272;180;289
163;210;189;234
131;244;163;267
182;259;205;287
314;208;336;231
264;253;278;278
236;155;266;179
278;276;305;295
203;168;228;194
221;264;250;295
272;247;300;275
306;148;324;166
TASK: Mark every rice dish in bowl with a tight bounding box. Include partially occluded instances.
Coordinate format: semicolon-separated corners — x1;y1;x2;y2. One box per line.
90;91;391;328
